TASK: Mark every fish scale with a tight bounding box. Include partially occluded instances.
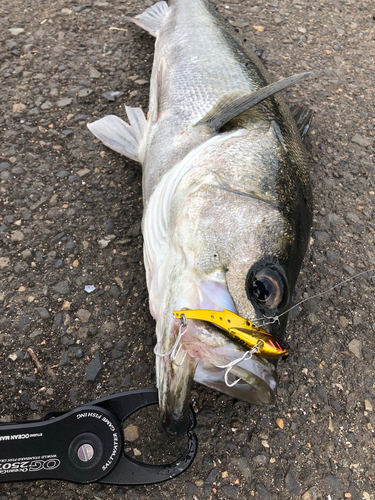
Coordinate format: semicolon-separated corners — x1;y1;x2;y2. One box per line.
88;0;313;434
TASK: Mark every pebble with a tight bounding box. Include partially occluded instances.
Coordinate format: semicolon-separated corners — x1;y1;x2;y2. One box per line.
54;281;70;294
302;486;320;500
57;98;72;107
0;257;10;269
123;424;139;442
37;307;50;318
205;468;219;484
78;89;93;98
351;134;373;148
109;285;120;297
316;385;328;404
17;316;31;331
254;454;268;465
85;351;103;382
285;469;301;496
326;250;339;261
324;475;343;497
303;298;318;313
11;230;24;242
89;66;101;78
221;486;238;498
348;339;362;359
106;219;115;234
55;259;64;269
76;309;91;323
65;239;75;254
347;482;361;500
255;483;270;500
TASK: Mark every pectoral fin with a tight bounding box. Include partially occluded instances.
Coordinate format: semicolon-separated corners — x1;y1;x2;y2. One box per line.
195;71;313;130
87;107;146;163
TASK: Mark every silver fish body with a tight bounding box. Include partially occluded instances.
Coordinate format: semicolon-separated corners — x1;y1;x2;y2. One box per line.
88;0;313;434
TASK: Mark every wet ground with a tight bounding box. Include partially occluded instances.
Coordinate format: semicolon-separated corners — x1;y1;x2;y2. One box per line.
0;0;375;499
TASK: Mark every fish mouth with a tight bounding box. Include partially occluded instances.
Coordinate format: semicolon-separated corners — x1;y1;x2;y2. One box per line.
157;317;277;435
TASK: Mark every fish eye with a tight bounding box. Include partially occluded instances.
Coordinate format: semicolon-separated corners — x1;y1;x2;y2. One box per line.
249;268;284;309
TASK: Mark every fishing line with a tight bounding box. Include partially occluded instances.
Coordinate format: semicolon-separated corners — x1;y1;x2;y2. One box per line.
252;267;375;328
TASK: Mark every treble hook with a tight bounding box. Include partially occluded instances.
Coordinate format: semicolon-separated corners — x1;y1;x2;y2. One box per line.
216;343;261;387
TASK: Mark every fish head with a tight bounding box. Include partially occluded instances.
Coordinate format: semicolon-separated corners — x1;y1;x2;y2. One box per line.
146;129;311;434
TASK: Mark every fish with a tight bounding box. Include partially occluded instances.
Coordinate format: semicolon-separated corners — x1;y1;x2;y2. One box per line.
88;0;313;434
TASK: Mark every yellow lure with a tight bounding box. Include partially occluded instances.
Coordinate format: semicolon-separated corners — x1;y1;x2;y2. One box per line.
173;309;289;360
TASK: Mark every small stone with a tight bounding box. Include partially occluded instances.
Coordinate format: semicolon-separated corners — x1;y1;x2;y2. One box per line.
254;454;267;465
285;470;301;496
41;100;53;110
57;98;72;107
89;66;101;78
351;134;373;148
348;339;362;359
9;353;18;361
347;483;361;500
11;230;24;242
339;316;349;328
17;316;31;331
13;103;26;113
133;448;141;457
105;219;115;234
85;285;96;293
123;424;139;442
221;486;239;498
276;418;284;429
37;308;50;318
85;351;103;382
253;25;265;32
0;257;10;269
326;250;339;261
65;239;75;254
205;469;219;484
62;301;71;310
255;483;270;500
102;91;116;101
9;28;25;35
316;385;328;404
298;27;307;33
57;170;69;178
76;309;91;323
0;162;10;172
54;281;70;294
303;298;318;313
324;475;343;497
302;486;320;500
364;400;373;411
54;259;64;269
72;259;79;268
78;88;93;98
109;285;120;297
21;249;32;259
77;167;90;177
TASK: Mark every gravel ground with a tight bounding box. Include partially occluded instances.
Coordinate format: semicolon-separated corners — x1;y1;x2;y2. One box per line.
1;0;375;499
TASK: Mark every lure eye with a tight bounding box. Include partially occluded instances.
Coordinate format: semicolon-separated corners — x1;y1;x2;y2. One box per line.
249;268;284;309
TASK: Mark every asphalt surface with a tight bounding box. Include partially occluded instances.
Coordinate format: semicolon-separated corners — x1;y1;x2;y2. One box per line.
0;0;375;499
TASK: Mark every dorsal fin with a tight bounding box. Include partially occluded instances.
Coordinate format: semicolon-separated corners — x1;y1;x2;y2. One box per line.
130;1;170;37
195;71;313;130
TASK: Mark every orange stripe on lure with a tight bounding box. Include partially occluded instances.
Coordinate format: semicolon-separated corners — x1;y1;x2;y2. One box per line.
173;309;290;360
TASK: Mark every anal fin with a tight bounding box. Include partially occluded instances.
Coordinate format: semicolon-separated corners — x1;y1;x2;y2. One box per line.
87;107;146;163
130;1;170;37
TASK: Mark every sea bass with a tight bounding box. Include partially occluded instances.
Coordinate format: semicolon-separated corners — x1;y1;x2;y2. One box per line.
88;0;313;434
